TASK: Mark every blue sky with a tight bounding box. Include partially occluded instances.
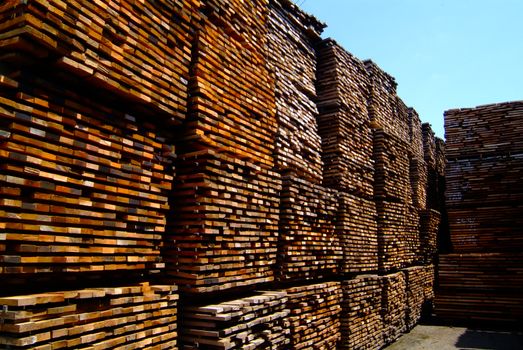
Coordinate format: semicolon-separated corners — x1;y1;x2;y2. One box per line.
299;0;523;138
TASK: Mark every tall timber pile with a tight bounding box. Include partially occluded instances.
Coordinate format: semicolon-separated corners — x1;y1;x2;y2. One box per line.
0;0;444;349
436;101;523;323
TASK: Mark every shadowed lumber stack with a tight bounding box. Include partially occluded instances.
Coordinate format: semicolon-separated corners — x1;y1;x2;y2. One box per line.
165;149;281;293
0;72;175;280
376;201;420;272
419;210;441;263
381;272;406;345
422;123;436;170
445;206;523;252
180;291;290;349
436;253;523;323
182;18;277;167
0;283;178;349
422;265;435;301
268;0;325;183
373;129;412;205
422;123;442;210
284;282;342;349
337;193;378;274
404;266;425;330
315;39;374;198
278;175;341;281
0;0;198;122
339;275;383;350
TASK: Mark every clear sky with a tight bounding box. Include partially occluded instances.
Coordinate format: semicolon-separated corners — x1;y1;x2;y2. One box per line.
298;0;523;138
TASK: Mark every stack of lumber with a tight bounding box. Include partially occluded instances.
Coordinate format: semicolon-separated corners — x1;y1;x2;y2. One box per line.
422;123;436;169
381;272;407;345
422;123;441;210
181;18;277;167
284;282;342;349
376;200;420;272
315;39;374;198
404;266;426;330
200;0;270;53
180;291;290;349
408;108;424;160
421;264;435;301
437;101;523;323
339;275;384;350
278;175;341;281
364;61;408;142
408;108;428;209
0;0;198;121
409;158;428;210
268;0;325;183
337;193;378;273
436;253;523;323
435;138;446;178
444;102;523;252
0;283;178;349
419;210;441;263
0;72;175;279
373;129;412;204
444;102;523;160
165;149;281;293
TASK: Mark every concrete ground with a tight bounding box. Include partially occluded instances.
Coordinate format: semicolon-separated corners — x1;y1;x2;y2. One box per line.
384;324;523;350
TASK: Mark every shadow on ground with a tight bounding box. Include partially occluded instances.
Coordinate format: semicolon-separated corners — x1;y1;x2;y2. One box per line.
456;328;523;350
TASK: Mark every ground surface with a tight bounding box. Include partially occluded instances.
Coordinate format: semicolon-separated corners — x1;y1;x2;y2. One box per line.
384;324;523;350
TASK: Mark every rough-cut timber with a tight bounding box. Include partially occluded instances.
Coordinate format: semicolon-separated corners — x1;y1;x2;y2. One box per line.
373;129;412;205
278;176;341;281
316;39;374;198
268;0;325;183
365;61;409;143
445;101;523;160
0;283;178;350
180;291;290;349
408;108;424;160
419;210;441;263
381;272;407;345
284;282;342;349
0;72;174;280
436;253;523;323
404;266;426;330
340;275;384;350
409;157;428;210
337;193;379;274
376;201;420;272
182;18;277;167
0;0;198;122
438;100;523;324
166;149;281;293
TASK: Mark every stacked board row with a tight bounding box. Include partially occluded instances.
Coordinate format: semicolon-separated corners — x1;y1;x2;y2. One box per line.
0;71;175;284
180;291;290;349
268;0;325;183
0;0;199;122
340;266;435;350
285;282;342;349
0;283;178;350
436;253;523;323
166;150;282;293
437;101;523;323
316;39;374;198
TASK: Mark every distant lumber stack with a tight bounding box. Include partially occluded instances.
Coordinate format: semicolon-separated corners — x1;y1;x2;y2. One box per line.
437;101;523;323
